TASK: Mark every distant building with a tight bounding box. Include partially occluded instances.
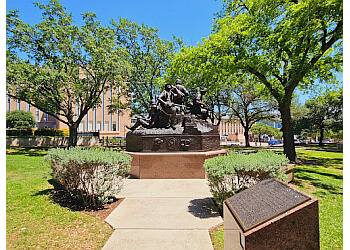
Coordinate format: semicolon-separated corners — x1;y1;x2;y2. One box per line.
218;116;252;143
6;89;131;138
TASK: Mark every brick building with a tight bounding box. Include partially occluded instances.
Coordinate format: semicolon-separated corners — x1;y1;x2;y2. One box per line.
6;89;131;138
218;116;252;143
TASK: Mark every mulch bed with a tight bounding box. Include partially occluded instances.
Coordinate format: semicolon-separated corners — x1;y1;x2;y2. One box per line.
84;198;124;221
49;189;124;221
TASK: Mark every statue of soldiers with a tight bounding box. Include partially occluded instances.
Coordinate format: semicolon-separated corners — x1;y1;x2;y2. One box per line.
126;100;159;130
190;87;213;120
157;83;181;128
173;79;189;114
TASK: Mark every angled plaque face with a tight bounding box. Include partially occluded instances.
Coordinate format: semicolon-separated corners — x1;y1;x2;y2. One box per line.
225;179;310;232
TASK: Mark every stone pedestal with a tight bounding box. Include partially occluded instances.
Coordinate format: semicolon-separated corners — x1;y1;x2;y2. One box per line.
224;179;319;250
126;149;226;179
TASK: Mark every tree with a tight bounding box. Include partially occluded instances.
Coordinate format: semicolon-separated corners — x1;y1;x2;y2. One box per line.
6;110;37;129
6;0;128;147
251;123;283;141
196;0;342;161
166;40;237;125
304;89;342;145
109;18;182;116
227;79;277;147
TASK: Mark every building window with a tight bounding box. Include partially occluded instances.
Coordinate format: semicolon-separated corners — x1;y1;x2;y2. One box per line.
85;113;88;131
79;122;84;132
117;110;120;131
17;100;21;110
105;122;109;131
36;109;39;121
7;96;10;111
94;107;97;131
102;92;105;131
27;103;30;112
109;89;112;130
76;98;79;120
88;121;93;131
97;121;101;131
44;113;49;128
112;122;117;131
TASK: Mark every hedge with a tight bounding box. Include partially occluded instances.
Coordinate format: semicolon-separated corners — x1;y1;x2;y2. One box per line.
34;128;69;136
6;128;34;136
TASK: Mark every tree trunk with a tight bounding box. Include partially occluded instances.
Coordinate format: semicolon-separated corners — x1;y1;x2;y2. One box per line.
280;104;296;162
68;123;78;147
244;128;250;147
319;127;324;146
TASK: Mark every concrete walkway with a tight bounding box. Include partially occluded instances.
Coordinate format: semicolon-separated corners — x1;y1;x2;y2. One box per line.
103;179;223;250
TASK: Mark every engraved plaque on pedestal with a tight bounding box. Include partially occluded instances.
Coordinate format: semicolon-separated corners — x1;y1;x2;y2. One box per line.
225;179;310;232
224;179;319;250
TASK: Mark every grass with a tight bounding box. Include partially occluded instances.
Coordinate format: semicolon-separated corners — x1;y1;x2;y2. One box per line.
6;147;113;249
293;149;343;249
210;148;343;250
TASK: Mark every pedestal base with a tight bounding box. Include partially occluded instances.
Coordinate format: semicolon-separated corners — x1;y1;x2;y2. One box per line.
125;149;227;179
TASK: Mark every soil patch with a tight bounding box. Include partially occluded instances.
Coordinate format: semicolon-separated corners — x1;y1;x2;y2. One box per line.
84;198;124;220
296;158;322;166
49;188;124;221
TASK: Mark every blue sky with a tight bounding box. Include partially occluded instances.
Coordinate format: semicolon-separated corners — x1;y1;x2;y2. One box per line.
6;0;222;46
5;0;343;103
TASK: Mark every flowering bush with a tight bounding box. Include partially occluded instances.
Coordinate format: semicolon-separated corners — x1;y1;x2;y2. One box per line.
44;147;132;207
204;150;289;210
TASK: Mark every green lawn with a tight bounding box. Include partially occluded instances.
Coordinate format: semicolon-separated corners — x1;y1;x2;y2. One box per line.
210;148;343;250
6;147;113;249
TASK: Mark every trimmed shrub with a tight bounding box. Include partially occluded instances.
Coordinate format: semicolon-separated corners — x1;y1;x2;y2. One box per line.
44;147;132;207
6;110;36;129
204;150;289;210
6;128;34;136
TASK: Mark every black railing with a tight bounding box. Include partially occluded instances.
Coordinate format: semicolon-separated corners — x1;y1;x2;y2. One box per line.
77;131;100;137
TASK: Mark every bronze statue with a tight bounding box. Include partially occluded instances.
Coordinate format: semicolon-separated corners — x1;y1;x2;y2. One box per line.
125;82;219;152
190;87;213;121
157;82;182;128
126;100;160;130
126;81;214;131
173;79;189;114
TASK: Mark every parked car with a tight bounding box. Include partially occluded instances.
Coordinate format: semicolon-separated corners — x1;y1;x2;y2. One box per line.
294;139;301;145
268;140;280;145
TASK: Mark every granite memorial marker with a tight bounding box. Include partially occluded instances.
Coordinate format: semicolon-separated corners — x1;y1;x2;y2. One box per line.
224;178;319;250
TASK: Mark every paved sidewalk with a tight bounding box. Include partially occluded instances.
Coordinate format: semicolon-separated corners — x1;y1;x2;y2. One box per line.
103;179;223;250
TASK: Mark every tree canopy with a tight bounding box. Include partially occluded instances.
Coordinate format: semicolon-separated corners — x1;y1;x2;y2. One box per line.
251;123;283;140
109;18;182;116
169;0;342;161
294;88;343;144
227;78;277;146
7;0;128;146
